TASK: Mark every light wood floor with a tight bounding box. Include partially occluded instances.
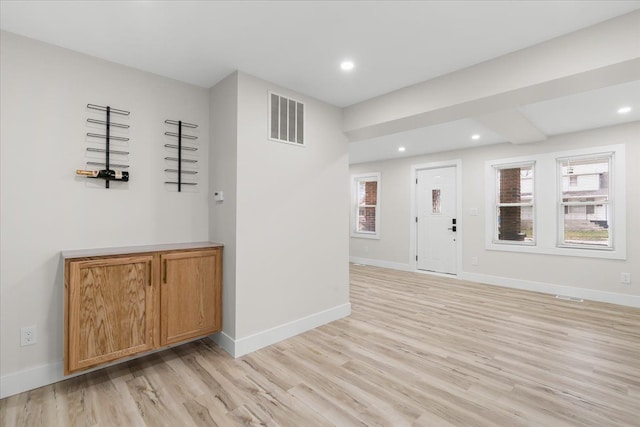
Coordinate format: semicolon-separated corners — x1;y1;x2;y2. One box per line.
2;264;640;426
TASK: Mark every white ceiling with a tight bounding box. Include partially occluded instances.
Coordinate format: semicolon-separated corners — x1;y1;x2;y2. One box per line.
1;1;639;164
1;0;638;107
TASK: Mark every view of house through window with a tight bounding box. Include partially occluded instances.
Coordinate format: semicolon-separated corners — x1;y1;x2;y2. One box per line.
352;173;380;238
486;145;623;259
559;155;611;247
495;163;534;243
357;180;378;232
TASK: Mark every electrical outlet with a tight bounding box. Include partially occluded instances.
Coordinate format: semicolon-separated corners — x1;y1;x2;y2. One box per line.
21;326;37;346
471;256;478;266
621;272;631;284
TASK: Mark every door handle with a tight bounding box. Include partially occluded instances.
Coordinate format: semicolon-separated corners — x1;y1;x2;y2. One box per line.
163;260;167;283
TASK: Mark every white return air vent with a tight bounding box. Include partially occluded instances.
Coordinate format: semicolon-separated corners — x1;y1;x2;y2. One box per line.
269;92;304;146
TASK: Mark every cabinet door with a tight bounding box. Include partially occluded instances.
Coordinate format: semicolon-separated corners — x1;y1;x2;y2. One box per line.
66;255;155;374
161;249;222;346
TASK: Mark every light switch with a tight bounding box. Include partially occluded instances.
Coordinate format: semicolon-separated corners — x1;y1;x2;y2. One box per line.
214;191;224;202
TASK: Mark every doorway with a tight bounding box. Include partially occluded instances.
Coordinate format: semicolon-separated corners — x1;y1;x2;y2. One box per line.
415;164;458;275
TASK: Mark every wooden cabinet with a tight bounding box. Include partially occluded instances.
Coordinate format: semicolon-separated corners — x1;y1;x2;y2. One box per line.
65;255;156;373
64;243;222;375
161;249;222;346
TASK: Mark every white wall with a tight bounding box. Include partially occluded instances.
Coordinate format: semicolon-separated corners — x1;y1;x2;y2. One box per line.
0;32;210;396
350;122;640;304
0;34;351;397
233;72;350;344
208;72;351;356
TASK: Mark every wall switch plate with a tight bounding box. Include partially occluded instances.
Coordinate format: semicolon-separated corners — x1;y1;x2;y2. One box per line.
621;272;631;284
471;256;478;266
470;208;479;216
21;326;37;346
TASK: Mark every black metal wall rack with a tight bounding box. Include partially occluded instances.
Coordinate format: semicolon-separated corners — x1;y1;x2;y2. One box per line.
164;119;198;192
85;104;130;188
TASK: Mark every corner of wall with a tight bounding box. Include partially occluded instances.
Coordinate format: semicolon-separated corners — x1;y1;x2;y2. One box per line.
209;71;240;341
210;303;352;358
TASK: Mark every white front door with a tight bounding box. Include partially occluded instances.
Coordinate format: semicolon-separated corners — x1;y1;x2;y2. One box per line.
416;166;457;274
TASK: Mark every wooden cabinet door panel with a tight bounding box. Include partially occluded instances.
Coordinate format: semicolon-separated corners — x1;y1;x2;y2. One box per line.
67;255;155;373
161;249;221;346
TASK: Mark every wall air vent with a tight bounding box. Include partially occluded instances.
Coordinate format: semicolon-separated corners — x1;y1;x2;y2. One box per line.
269;92;304;146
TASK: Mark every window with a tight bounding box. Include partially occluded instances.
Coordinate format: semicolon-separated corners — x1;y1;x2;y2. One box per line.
493;163;535;244
485;145;625;260
351;173;380;239
432;189;441;213
558;154;612;248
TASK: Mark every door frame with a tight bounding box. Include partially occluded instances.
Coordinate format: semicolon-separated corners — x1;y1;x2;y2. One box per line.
410;159;463;276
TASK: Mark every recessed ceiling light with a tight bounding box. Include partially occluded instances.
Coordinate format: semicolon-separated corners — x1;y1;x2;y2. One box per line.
617;106;632;114
398;146;406;152
471;134;480;140
340;60;354;71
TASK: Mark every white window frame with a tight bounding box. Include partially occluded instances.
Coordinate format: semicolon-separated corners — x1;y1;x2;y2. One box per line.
351;172;381;239
485;144;626;260
557;153;613;251
492;161;536;246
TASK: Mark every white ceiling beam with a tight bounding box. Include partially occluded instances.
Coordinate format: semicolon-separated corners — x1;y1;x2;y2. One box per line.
343;10;640;141
474;109;547;145
344;58;640;142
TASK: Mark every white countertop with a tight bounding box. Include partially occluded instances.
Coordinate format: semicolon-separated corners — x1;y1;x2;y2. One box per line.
62;241;223;259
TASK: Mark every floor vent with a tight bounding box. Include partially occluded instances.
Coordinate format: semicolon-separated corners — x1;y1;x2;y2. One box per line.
269;92;304;146
555;295;584;302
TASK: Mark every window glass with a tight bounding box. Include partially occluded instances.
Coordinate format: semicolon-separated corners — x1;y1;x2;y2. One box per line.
495;164;534;243
559;156;611;247
357;180;378;233
432;189;441;214
352;174;380;238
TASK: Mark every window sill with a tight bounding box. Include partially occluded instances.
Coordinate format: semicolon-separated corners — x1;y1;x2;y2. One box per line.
486;242;626;260
351;233;380;240
492;240;536;246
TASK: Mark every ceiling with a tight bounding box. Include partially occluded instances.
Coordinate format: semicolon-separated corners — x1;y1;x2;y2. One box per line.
350;80;640;164
1;1;639;164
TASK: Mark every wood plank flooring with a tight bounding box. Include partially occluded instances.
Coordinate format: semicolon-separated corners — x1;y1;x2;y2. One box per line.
2;264;639;426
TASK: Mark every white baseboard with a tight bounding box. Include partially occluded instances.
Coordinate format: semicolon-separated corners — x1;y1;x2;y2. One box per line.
349;257;639;308
209;330;235;356
1;304;351;399
349;256;411;272
210;303;352;358
0;335;222;399
1;361;64;399
459;272;640;308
